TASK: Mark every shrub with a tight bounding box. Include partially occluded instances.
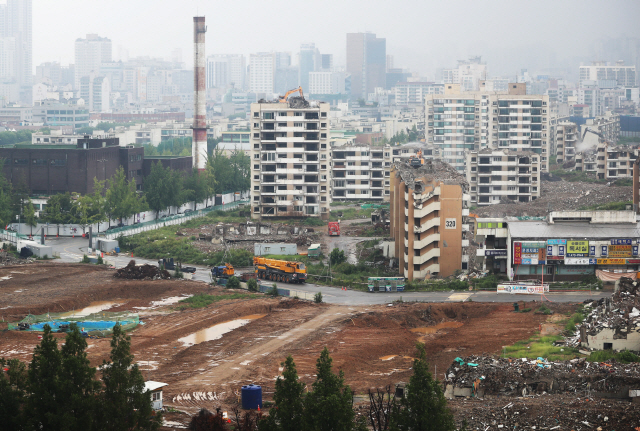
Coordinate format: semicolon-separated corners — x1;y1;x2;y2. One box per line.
96;255;103;265
616;350;640;363
174;266;183;279
81;254;90;263
536;304;552;315
268;283;279;297
330;248;346;265
226;276;240;289
314;292;323;303
247;278;258;292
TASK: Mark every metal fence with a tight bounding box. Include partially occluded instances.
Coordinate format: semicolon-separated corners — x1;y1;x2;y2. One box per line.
0;228;29;244
103;200;249;240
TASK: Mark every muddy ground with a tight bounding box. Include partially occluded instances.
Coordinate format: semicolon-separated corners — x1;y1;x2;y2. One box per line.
0;261;624;429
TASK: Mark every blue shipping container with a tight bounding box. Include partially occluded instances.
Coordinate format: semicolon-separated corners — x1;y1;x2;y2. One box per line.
241;384;262;410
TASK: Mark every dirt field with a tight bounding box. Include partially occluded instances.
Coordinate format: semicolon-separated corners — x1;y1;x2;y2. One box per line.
0;261;589;428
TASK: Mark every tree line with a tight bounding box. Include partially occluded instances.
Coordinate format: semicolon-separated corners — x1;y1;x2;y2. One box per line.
0;147;250;232
0;323;160;431
191;344;456;431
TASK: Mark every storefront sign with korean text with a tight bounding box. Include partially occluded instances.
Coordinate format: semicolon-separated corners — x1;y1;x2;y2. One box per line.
608;245;632;258
597;258;626;265
567;240;589;257
547;239;566;245
611;239;632;245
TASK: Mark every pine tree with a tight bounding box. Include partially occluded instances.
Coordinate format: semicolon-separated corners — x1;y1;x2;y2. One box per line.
26;324;64;430
258;356;305;431
304;347;355;431
58;323;101;431
389;343;455;431
97;323;161;431
0;357;27;431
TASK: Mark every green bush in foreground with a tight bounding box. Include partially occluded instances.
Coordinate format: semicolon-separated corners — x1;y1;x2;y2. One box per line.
247;278;258;292
226;276;240;289
588;349;640;363
314;292;323;303
176;292;253;309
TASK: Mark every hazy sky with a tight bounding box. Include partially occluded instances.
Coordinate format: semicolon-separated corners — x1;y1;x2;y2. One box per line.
33;0;640;78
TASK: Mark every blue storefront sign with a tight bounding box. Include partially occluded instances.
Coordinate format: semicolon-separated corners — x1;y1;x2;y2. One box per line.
634;245;639;256
547;239;566;245
559;245;565;256
485;249;507;256
601;246;608;256
589;246;596;256
547;246;553;256
611;239;632;245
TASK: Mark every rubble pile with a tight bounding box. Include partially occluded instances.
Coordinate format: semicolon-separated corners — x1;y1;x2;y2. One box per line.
476;180;631;217
576;277;640;342
113;260;171;280
0;250;34;266
444;355;640;397
450;395;640;429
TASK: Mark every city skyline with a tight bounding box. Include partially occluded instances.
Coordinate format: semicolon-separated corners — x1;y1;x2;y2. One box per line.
30;0;640;79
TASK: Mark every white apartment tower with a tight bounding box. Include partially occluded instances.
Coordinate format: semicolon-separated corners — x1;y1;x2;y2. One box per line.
579;61;636;87
74;34;112;90
0;0;31;97
425;84;550;173
250;100;331;220
249;53;276;94
207;54;246;90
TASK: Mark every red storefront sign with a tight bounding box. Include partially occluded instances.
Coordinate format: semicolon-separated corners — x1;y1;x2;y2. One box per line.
514;242;522;265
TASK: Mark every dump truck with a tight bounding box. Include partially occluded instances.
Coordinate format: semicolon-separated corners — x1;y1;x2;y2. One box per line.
211;263;234;278
158;258;196;273
253;257;306;283
328;221;340;236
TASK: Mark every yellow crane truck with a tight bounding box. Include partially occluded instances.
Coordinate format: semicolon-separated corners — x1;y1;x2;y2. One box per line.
253;257;307;283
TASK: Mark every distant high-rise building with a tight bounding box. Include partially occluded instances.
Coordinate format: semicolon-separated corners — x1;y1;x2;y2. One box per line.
74;34;112;90
299;43;320;93
579;61;636;87
320;54;333;71
442;57;487;91
346;32;386;99
207;54;246;89
386;54;394;72
249;52;276;94
79;73;110;112
0;0;32;101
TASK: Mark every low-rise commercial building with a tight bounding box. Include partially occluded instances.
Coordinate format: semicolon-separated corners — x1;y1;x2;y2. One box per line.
507;211;640;282
389;160;470;280
466;149;541;205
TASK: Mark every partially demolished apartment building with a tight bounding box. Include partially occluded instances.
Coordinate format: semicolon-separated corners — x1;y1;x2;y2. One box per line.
555;121;578;164
390;159;471;280
576;142;638;180
250;100;331;220
466;148;541;206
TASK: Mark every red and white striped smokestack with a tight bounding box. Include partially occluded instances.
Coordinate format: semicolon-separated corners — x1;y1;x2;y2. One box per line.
192;16;207;171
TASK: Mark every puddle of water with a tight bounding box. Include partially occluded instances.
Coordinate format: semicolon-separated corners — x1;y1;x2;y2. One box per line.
178;315;266;347
60;301;125;318
410;321;464;335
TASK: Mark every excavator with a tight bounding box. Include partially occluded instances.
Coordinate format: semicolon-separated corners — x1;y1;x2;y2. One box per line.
278;86;310;109
582;127;608;145
279;86;304;103
409;149;425;168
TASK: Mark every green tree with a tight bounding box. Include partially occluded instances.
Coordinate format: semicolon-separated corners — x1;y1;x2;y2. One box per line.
42;192;76;226
184;168;214;210
0;158;14;229
226;276;240;289
166;167;185;213
0;357;27;431
330;248;346;265
97;323;161;431
258;356;305;431
389;343;454;431
143;161;170;219
23;198;37;236
105;167;146;226
57;323;101;431
247;278;258;292
26;324;64;430
304;347;355;431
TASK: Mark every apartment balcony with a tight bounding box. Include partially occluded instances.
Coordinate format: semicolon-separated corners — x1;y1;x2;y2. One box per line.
413;216;440;233
275;126;304;132
413;234;440;250
462;208;469;216
276;136;304;143
414;263;440;278
413;247;441;265
413;201;441;219
462;239;469;247
462;224;470;232
333;164;346;169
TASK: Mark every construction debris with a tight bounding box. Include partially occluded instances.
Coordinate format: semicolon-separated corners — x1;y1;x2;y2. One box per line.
114;260;171;280
475;180;631;218
572;277;640;350
444;354;640;399
0;250;34;266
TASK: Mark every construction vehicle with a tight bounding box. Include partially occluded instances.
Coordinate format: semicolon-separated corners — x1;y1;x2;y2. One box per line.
409;149;425;168
253;257;307;283
278;86;304;103
582;127;608;144
328;221;340;236
211;263;234;278
158;258;196;273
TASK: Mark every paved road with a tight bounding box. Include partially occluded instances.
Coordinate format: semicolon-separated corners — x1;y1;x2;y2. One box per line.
44;237;611;306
